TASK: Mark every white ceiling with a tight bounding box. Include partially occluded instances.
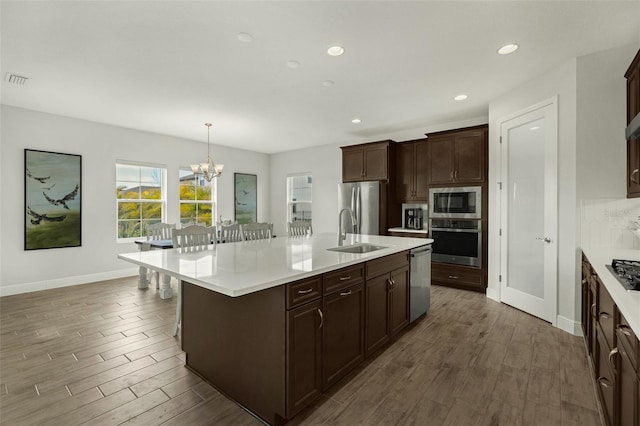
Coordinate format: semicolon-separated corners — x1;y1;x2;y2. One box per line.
2;1;639;154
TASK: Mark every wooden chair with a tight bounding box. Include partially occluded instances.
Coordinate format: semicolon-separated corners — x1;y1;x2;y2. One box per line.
171;225;216;336
241;222;273;241
287;221;312;237
220;223;244;242
146;223;175;289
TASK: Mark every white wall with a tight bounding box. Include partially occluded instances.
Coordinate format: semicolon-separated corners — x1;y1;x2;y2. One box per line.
0;106;270;295
487;58;578;333
576;44;636;200
269;143;342;237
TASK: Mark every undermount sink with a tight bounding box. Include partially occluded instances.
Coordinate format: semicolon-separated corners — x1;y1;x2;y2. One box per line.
327;243;388;254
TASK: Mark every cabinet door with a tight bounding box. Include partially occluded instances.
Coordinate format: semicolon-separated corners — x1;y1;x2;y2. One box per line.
454;131;485;183
414;141;430;200
618;342;638;426
342;147;364;182
428;137;455;184
596;328;615;426
364;144;389;181
365;274;390;357
396;143;414;201
322;282;365;390
286;300;322;417
389;266;409;336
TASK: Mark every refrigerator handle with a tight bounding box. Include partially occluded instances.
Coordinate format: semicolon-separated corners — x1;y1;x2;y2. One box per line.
355;186;361;234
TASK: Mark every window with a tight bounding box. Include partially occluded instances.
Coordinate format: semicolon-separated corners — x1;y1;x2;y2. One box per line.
116;162;166;240
287;173;312;223
179;169;215;226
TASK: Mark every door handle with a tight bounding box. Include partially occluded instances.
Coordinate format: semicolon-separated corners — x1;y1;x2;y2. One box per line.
536;237;552;243
608;348;618;375
631;169;639;184
318;308;324;329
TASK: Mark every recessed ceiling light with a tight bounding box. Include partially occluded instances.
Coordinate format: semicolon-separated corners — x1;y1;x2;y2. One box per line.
497;44;519;55
322;80;335;88
454;94;468;101
352;118;361;124
327;46;345;56
286;60;300;69
237;32;253;42
530;126;540;131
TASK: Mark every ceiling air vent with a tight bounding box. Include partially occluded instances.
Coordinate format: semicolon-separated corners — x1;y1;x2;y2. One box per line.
5;73;29;85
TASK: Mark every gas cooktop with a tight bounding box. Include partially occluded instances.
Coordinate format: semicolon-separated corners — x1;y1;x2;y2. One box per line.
606;259;640;291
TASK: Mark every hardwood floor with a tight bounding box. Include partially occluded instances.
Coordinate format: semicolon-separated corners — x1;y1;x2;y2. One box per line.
0;278;600;425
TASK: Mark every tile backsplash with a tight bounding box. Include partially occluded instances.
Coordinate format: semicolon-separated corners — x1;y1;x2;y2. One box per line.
580;198;640;249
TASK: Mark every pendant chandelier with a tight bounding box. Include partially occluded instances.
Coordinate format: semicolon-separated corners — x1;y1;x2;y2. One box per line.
191;123;224;181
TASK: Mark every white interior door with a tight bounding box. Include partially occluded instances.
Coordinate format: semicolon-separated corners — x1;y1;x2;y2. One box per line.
499;98;558;324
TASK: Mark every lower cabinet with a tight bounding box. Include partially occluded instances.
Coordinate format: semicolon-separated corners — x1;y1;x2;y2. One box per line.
322;282;365;390
286;300;322;418
582;252;640;426
432;262;484;292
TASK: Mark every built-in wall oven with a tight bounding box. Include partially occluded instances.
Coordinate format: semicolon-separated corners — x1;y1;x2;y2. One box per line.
429;186;481;219
430;219;481;267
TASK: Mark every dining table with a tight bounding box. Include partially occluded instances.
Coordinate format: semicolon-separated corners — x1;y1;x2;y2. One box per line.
134;238;174;299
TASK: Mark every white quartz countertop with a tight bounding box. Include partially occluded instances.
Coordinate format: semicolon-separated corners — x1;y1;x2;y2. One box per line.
388;227;429;234
582;246;640;338
118;233;433;297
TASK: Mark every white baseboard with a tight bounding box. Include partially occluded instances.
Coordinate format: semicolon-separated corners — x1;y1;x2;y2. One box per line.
485;287;499;302
0;268;139;297
557;315;583;336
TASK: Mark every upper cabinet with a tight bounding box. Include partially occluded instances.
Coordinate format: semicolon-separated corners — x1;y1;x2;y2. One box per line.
341;140;394;182
426;125;488;185
626;49;640;198
396;139;429;202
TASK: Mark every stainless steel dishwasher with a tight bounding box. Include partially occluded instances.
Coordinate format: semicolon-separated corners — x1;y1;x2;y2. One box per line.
410;245;432;322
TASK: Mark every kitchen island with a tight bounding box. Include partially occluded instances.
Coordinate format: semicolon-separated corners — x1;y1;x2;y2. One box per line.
118;233;432;425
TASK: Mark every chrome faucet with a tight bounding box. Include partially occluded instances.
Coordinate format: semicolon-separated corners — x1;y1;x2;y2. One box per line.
338;208;357;246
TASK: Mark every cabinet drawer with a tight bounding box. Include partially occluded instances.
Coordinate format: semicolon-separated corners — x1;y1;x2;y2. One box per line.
286;276;322;309
596;329;615;426
617;312;639;374
366;252;409;279
432;267;483;287
597;278;616;349
323;265;364;295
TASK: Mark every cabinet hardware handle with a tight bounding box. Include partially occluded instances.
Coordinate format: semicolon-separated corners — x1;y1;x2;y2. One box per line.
618;325;632;336
608;348;618;375
297;288;313;294
599;312;611;320
339;275;351;281
448;275;459;279
454;170;458;181
631;169;639;184
591;304;597;318
450;171;454;181
597;377;611;388
318;308;324;329
391;278;396;287
340;290;352;296
387;278;392;288
581;279;587;285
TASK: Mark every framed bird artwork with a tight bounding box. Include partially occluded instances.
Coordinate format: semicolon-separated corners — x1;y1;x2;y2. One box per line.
234;173;257;224
24;149;81;250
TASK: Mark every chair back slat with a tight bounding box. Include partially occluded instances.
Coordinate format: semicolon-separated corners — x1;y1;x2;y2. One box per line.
241;222;273;241
172;225;216;248
147;223;175;240
287;221;312;237
221;223;244;243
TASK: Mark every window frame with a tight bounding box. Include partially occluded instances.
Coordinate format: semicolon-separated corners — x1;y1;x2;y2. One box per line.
286;172;312;224
178;168;217;227
116;160;167;243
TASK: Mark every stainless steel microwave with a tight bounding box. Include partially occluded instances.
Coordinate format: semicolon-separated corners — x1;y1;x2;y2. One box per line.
429;186;482;219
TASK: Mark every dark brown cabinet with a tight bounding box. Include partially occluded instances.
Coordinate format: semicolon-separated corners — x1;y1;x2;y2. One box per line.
626;49;640;198
286;299;322;417
364;252;410;356
426;125;487;185
396;139;429;201
322;282;365;390
431;262;484;292
582;253;640;426
341;140;394;182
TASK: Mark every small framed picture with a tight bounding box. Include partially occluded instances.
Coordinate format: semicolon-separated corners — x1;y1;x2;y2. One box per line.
24;149;82;250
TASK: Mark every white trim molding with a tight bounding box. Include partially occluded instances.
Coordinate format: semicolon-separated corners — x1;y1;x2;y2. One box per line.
557;315;583;336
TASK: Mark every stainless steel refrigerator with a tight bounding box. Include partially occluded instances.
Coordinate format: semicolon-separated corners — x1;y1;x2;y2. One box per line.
338;181;388;236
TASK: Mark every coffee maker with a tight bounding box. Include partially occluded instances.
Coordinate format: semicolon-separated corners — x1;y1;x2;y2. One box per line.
404;208;423;230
